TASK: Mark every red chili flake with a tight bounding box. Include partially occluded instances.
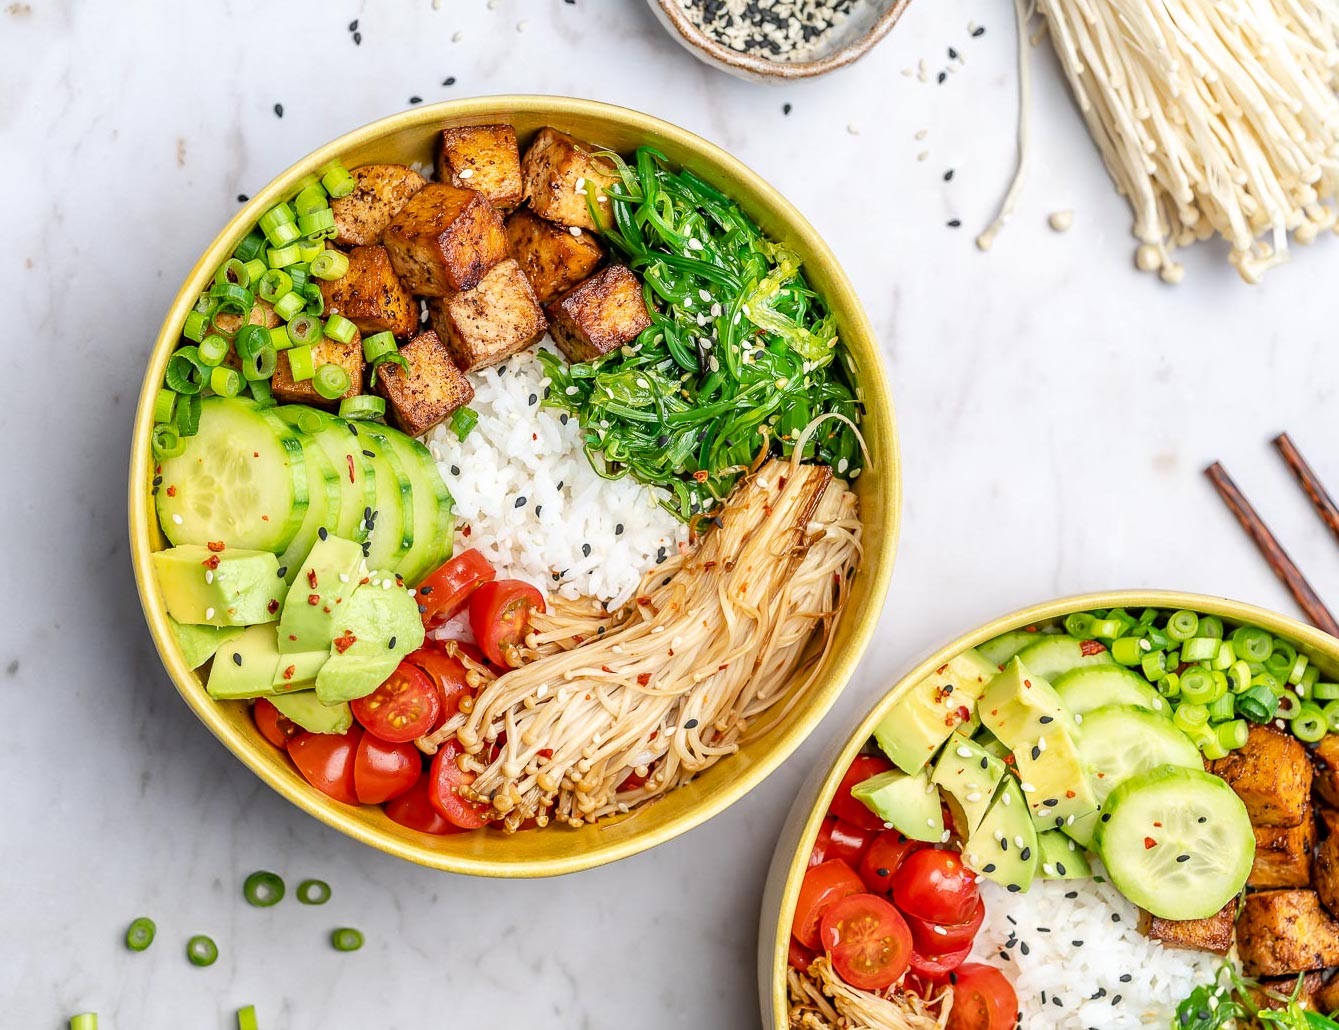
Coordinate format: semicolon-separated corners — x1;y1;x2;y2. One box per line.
288;634;298;641
532;433;538;441
253;451;259;458
537;748;554;759
637;673;652;686
345;454;356;483
956;705;971;723
462;524;472;537
282;665;296;681
692;470;709;482
601;665;615;674
201;554;221;570
307;568;318;589
637;597;652;607
1080;639;1107;656
1024;679;1032;688
1003;754;1016;766
1065;789;1076;798
1025;625;1038;632
267;599;280;615
937;664;949;675
166;485;177;497
206;540;225;552
322;606;331;614
307;593;320;606
718;664;728;671
261;515;269;521
333;630;357;654
1144;837;1158;849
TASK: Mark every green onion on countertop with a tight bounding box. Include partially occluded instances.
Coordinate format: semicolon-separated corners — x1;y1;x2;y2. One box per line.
186;934;219;968
69;1015;97;1030
124;916;156;952
236;1004;259;1030
330;927;364;952
296;879;331;905
242;871;285;908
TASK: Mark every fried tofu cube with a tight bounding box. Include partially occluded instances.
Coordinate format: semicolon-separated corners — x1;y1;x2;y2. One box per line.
1319;803;1339;838
1247;972;1324;1013
1138;899;1236;955
1313;735;1339;809
271;333;364;408
1316;974;1339;1017
1252;805;1317;889
546;265;651;363
318;245;418;338
505;206;604;304
425;258;546;373
520;127;618;231
374;330;474;437
1238;890;1339;975
329;164;427;247
438;124;523;211
1211;723;1312;827
1316;831;1339;920
382;183;508;296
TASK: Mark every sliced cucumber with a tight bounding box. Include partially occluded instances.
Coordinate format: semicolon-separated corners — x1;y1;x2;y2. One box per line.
1094;765;1254;920
1014;634;1115;682
375;425;454;585
275;406;377;544
157;397;309;553
350;422;413;572
1053;666;1170;718
276;432;342;582
978;629;1048;668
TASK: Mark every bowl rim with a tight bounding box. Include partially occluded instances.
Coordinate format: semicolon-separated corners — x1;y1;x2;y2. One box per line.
760;589;1339;1024
128;94;901;877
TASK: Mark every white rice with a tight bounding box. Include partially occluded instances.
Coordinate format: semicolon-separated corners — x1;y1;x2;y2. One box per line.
972;871;1223;1028
424;345;688;608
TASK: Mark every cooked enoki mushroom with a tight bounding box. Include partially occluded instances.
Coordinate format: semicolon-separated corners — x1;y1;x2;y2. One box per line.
787;959;949;1030
419;458;861;829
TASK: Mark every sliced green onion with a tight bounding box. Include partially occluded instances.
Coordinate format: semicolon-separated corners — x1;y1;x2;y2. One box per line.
294;183;329;216
1157;672;1180;699
1251;671;1282;694
260;203;298;246
152;423;185;459
1198;731;1229;761
210;282;255;315
1088;618;1123;639
1289;652;1310;686
309;249;349;280
325;313;357;345
339;394;386;421
1216;719;1249;750
257;268;293;303
1063;612;1094;638
286;345;315;382
297;208;337;238
1227;659;1253;694
1238;683;1279;723
1324;699;1339;733
450;406;479;442
166;347;208;395
209;365;242;398
1294;703;1328;742
295;408;325;435
1315;683;1339;701
1140;649;1167;682
1208;691;1235;722
1166;610;1199;641
1173;703;1210;736
186;934;219;967
242;346;277;381
1230;626;1273;662
1210;638;1235;671
321;160;356;198
268;243;303;269
1110;636;1146;667
198;334;229;368
1198;616;1225;639
237;1005;259;1030
297;879;332;905
361;330;397;362
243;870;285;907
286;313;324;348
268;326;292;352
302;281;325;316
215;257;251;289
1180;667;1219;705
1303;663;1321;690
235;323;270;361
297;238;326;264
242;257;268;286
331;927;364;952
273;290;305;322
1277;688;1304;719
153;388;178;424
70;1015;98;1030
233;229;267;263
288;264;311;293
249;375;274;406
183;309;209;342
313;363;351;400
125;916;157;952
1181;637;1219;663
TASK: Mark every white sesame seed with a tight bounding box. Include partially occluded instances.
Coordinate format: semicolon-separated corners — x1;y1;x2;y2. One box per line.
688;238;703;251
171;514;183;525
565;386;578;395
927;818;936;828
956;744;972;758
458;168;475;179
569;226;583;237
204;607;215;620
933;925;948;936
204;570;213;584
1021;782;1036;792
698;289;711;302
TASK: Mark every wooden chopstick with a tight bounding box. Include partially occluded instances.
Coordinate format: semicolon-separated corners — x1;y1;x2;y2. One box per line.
1204;460;1339;636
1273;433;1339;547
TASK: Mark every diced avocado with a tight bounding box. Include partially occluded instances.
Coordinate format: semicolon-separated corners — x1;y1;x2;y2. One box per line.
269;691;352;734
977;628;1047;669
1066;811;1099;849
963;778;1037;893
1015;729;1099;831
206;624;282;700
1012;634;1115;682
875;649;999;773
977;658;1076;749
153;545;283;626
169;617;243;669
278;535;368;654
314;569;424;705
932;737;1007;837
954;705;982;739
850;768;943;843
271;651;329;691
1037;829;1091;879
973;731;1012;763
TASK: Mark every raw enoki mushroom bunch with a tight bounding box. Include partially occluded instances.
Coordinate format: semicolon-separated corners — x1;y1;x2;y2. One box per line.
1035;0;1339;282
421;458;861;829
786;959;949;1030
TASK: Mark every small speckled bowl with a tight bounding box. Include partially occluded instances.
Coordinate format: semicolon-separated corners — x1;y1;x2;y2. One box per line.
647;0;912;82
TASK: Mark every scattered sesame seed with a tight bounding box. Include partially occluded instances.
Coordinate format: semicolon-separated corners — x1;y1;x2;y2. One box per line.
273;103;284;118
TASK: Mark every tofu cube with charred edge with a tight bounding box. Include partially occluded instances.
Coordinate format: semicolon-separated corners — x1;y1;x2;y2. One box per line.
505;206;604;304
546;265;652;363
1316;974;1339;1017
1314;831;1339;920
271;333;364;408
382;183;508;296
374;330;475;437
1138;899;1237;955
520;127;618;231
438;125;524;211
330;164;427;248
1251;805;1317;889
426;258;546;373
1210;723;1313;827
1318;802;1339;838
1248;972;1324;1013
319;245;419;338
1312;735;1339;810
1237;890;1339;975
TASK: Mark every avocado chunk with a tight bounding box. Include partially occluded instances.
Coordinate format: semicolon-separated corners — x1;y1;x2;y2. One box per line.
1037;829;1091;879
169;617;243;669
850;768;943;843
269;691;352;734
314;569;424;705
963;778;1038;893
207;624;283;700
278;535;369;654
153;545;283;626
272;650;329;691
1012;634;1115;682
932;736;1007;837
875;649;999;774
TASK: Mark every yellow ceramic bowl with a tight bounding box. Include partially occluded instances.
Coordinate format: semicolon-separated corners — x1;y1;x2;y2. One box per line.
129;97;900;877
757;590;1339;1026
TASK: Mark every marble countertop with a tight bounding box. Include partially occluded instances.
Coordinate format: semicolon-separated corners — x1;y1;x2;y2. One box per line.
3;1;1337;1027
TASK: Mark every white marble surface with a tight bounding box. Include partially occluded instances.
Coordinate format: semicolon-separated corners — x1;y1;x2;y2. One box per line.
4;1;1339;1027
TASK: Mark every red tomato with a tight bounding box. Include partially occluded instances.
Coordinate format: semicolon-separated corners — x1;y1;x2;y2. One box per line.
909;943;972;981
945;964;1019;1030
408;644;475;732
384;775;467;835
289;727;362;805
791;859;864;950
857;831;925;894
811;818;879;869
818;893;913;991
353;735;421;805
788;938;817;972
350;662;441;743
469;579;546;668
427;739;492;830
905;897;986;955
891;849;979;925
253;698;299;749
829;754;894;831
416;549;496;628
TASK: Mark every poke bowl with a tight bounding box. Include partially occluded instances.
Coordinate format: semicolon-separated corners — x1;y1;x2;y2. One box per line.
759;591;1339;1029
129;96;899;877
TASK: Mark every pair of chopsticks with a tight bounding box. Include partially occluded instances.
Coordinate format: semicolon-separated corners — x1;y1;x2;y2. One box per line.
1205;434;1339;637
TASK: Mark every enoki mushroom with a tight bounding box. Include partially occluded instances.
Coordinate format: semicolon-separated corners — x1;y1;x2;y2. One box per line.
420;458;860;829
786;959;949;1030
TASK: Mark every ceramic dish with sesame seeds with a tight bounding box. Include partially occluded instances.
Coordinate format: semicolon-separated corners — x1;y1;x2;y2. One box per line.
758;591;1339;1029
129;96;900;876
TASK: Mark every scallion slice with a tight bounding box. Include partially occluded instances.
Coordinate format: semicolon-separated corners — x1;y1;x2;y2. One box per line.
302;282;325;317
309;249;349;281
267;243;303;269
153;388;178;424
313;363;351;400
1316;683;1339;701
257;268;293;303
297;209;337;239
186;934;219;967
166;347;208;395
1324;699;1339;732
296;878;332;905
325;313;357;345
1166;610;1199;641
268;326;293;352
243;870;285;907
125;916;157;952
242;346;277;381
1216;719;1249;750
1238;683;1279;722
286;346;315;382
273;291;306;322
259;202;296;245
209;282;255;316
249;375;274;406
330;927;363;952
297;237;326;264
1294;703;1328;742
450;406;479;441
339;394;386;421
242;258;268;287
286;313;324;348
215;258;251;290
175;391;203;436
320;161;356;198
235;323;270;361
361;330;397;363
1063;612;1094;638
70;1015;97;1030
237;1005;259;1030
152;423;185;459
288;264;311;293
210;365;242;398
182;310;209;343
294;183;329;216
233;229;267;263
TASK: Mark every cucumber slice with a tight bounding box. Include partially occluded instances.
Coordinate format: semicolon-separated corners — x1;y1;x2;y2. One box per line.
156;397;309;553
356;424;414;572
1053;666;1170;718
375;425;454;585
1094;765;1254;920
275;406;377;544
1014;635;1115;682
978;629;1047;668
276;433;342;582
1076;705;1201;805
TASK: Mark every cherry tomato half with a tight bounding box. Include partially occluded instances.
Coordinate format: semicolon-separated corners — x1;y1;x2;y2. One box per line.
792;859;864;950
288;727;362;805
908;943;972;981
905;897;986;956
891;849;979;926
857;831;925;895
469;579;546;668
350;662;441;743
408;643;475;733
384;775;467;835
829;754;894;831
811;818;879;869
819;893;913;991
416;549;496;628
945;963;1019;1030
427;739;492;830
353;734;421;805
253;698;299;749
788;938;817;972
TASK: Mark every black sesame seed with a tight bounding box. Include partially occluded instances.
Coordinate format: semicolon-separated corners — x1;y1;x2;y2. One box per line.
1197;816;1207;823
388;636;396;649
556;481;564;491
1065;891;1078;899
1020;846;1031;861
948;219;962;228
596;626;605;634
237;193;249;203
949;972;958;985
1006;915;1016;925
417;604;426;614
497;365;507;376
980;757;988;769
276;567;288;578
1039;715;1053;724
972;25;986;36
1072;939;1083;947
1043;797;1058;807
348;19;358;30
983;863;996;873
948;46;958;59
1112;995;1122;1006
1111;913;1120;922
443;76;456;86
409;96;422;105
1119;974;1132;983
362;449;375;458
1101;813;1111;822
535;505;542;516
582;543;591;557
783;102;792;115
152;476;163;486
937;71;947;84
274;103;284;118
876;867;890;877
616;524;624;535
515;496;527;508
1031;745;1041;760
1056;861;1067;875
1020;941;1030;955
450;465;460;477
559;413;569;425
528;393;538;406
1176;854;1190;863
362;542;371;556
318;527;328;541
1007;884;1021;892
1053;996;1063;1007
353;31;361;44
232;652;243;666
684;719;699;729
